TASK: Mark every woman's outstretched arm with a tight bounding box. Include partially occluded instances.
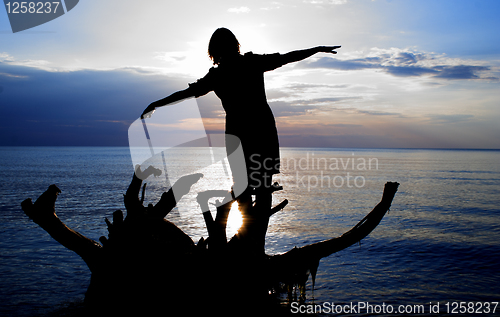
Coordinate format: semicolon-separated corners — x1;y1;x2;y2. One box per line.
142;87;196;119
281;46;341;65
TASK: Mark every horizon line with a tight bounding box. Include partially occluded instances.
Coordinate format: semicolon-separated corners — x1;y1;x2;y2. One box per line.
1;145;499;151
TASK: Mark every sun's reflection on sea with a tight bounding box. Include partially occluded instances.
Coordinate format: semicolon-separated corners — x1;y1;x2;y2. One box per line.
140;150;247;241
226;201;243;238
2;147;500;316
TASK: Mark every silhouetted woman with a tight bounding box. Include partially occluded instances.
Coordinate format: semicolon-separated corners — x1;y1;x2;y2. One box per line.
142;27;340;206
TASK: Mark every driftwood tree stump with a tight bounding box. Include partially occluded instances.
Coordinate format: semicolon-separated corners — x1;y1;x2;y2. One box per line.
21;165;399;316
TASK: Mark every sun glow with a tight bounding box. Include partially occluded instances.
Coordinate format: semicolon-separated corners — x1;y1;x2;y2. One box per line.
226;201;243;237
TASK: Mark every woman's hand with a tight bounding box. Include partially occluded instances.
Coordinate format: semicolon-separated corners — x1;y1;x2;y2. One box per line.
318;46;341;54
141;102;158;119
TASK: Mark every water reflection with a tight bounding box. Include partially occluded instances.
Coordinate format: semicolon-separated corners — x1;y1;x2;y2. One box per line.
2;147;500;316
226;201;243;238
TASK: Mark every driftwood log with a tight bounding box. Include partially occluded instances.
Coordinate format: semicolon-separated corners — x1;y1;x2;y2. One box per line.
21;165;399;316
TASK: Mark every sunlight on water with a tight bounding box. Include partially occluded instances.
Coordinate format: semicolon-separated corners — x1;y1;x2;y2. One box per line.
1;147;500;316
226;201;243;238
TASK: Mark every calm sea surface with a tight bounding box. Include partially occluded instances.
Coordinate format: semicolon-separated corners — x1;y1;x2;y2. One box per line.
0;147;499;316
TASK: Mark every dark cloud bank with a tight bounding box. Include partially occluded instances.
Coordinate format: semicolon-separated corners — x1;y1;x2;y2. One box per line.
0;62;187;146
1;49;496;147
301;50;497;80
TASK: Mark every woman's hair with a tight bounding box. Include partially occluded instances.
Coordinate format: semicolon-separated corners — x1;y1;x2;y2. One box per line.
208;28;241;65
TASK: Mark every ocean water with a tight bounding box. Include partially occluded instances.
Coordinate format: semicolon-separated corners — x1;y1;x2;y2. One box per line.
0;147;499;316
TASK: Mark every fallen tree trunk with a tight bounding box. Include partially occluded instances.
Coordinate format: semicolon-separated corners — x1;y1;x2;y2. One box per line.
21;166;399;315
266;182;399;301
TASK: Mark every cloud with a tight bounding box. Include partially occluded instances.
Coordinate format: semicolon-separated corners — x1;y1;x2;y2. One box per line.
196;93;225;119
227;7;250;13
0;72;28;79
303;0;347;5
1;54;495;149
433;65;490;79
0;53;14;62
384;66;438;77
291;97;359;105
300;48;498;80
426;114;474;124
266;83;351;101
196;86;361;121
154;52;188;63
287;83;350;90
268;96;361;118
269;101;315;117
303;57;376;71
265;81;362;111
260;2;283;10
0;52;55;71
0;62;187;146
354;109;405;117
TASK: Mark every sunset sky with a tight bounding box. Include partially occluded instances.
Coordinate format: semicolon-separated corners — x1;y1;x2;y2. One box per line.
1;0;499;148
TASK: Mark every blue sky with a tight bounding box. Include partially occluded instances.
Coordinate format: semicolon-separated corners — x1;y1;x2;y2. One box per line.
1;0;499;148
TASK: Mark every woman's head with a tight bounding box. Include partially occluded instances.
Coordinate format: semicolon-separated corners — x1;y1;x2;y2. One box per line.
208;28;241;65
